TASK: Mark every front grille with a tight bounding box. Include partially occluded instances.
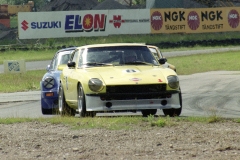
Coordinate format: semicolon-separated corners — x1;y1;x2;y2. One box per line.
100;84;167;100
106;84;166;93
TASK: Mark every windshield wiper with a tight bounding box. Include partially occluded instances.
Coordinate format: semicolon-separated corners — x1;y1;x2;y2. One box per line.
84;62;113;66
124;61;153;65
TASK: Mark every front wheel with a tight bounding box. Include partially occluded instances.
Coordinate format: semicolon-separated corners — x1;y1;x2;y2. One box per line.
58;84;76;116
78;84;96;117
162;91;182;117
141;109;157;117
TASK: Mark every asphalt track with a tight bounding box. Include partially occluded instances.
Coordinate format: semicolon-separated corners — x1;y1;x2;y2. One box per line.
0;47;240;118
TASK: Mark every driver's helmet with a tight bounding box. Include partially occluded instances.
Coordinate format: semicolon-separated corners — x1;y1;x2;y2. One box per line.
124;51;137;63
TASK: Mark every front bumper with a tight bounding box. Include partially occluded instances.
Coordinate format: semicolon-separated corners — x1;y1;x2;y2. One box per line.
85;92;181;111
41;89;59;109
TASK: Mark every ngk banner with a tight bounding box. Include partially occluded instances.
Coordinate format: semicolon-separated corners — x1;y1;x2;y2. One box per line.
150;7;240;34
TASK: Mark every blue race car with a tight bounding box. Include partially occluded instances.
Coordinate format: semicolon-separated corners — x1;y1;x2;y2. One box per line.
40;47;76;115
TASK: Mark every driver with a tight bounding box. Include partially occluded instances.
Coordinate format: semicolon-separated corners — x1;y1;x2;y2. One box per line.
124;51;137;63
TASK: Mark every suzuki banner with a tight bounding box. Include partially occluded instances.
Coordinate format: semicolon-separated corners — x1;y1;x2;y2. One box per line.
18;9;150;39
18;10;108;39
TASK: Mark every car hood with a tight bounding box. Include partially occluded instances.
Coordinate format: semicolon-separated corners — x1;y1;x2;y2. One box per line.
84;66;173;85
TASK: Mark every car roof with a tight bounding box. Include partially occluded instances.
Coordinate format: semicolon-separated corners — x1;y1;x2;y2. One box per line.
57;46;77;52
147;45;158;49
76;43;147;49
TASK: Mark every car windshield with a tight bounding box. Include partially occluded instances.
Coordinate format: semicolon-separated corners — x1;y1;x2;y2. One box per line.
59;53;71;65
49;51;72;70
80;46;159;67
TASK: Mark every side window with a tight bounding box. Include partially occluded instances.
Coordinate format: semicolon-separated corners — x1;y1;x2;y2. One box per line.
157;48;164;59
149;48;159;59
49;52;59;70
78;49;85;67
71;49;79;63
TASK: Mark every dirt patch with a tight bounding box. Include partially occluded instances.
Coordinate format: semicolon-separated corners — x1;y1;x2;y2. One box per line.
0;120;239;159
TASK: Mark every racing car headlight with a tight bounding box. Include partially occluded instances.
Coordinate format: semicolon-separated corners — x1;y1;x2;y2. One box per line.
88;78;104;92
43;77;55;89
167;75;179;89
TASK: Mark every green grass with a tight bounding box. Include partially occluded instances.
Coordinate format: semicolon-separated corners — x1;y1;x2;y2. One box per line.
0;116;239;129
10;16;18;28
0;49;56;64
168;51;240;75
0;70;45;93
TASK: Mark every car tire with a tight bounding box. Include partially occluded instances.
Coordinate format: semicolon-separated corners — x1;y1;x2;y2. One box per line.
78;84;96;117
41;108;53;115
162;91;182;117
141;109;157;117
58;84;76;116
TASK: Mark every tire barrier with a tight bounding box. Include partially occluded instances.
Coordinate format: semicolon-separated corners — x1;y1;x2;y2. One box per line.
146;38;240;49
1;38;240;51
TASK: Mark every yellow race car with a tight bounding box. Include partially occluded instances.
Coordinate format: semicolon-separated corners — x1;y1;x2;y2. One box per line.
59;43;182;117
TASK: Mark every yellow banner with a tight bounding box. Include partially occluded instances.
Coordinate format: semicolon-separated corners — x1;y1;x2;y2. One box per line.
150;7;240;33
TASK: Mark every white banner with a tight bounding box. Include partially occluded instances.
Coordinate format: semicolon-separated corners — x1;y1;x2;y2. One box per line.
18;9;151;39
18;10;109;39
107;9;150;35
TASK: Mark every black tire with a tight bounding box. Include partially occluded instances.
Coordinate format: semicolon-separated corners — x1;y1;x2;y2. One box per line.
78;84;96;117
58;84;76;116
41;108;53;115
162;91;182;117
141;109;157;117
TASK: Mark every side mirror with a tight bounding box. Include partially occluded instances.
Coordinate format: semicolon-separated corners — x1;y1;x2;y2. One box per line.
67;61;76;67
158;58;167;64
162;57;167;62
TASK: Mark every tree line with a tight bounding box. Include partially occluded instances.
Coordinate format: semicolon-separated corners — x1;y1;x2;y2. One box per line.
1;0;147;9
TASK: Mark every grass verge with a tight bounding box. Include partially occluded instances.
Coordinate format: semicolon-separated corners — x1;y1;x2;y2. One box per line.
0;70;45;92
0;116;239;130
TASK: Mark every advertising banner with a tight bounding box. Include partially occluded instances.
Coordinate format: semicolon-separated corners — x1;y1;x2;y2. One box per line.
18;7;240;39
107;9;150;35
150;7;240;34
18;9;150;39
18;10;108;39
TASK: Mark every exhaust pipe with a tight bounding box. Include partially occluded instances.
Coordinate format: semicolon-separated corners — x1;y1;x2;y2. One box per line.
161;100;167;106
106;102;112;108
